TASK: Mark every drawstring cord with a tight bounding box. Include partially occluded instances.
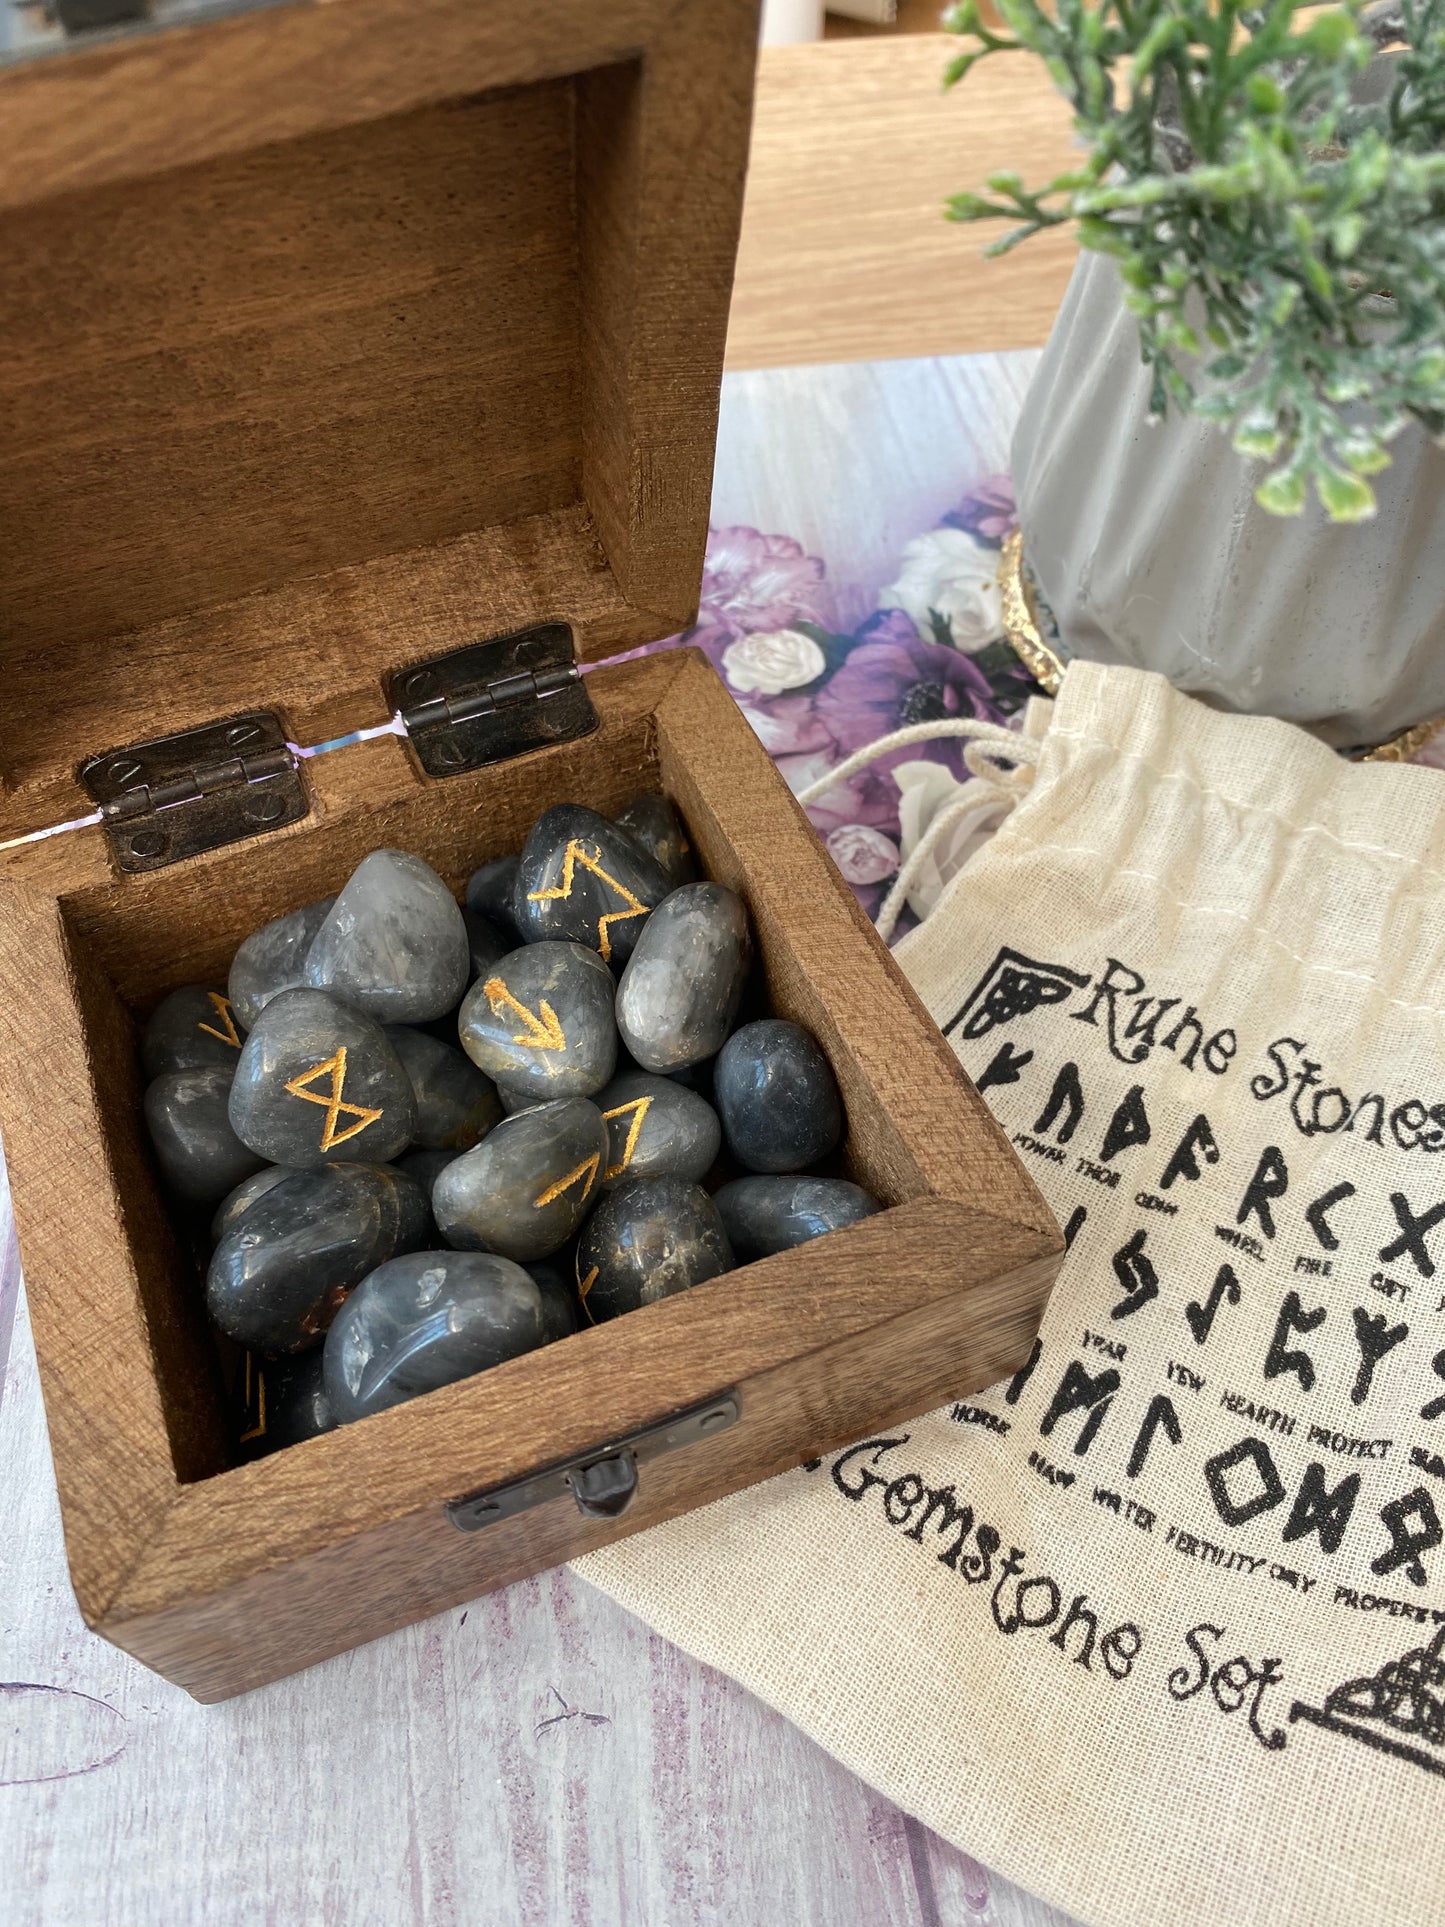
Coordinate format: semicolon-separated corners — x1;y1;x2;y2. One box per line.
796;716;1041;943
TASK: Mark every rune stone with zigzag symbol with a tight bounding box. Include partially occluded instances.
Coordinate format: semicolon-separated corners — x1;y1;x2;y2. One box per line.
284;1045;384;1153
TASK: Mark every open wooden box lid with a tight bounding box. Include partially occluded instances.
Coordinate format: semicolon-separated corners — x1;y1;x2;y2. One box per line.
0;0;760;845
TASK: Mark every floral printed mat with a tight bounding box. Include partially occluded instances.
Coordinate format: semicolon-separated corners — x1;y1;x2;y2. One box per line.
604;352;1047;936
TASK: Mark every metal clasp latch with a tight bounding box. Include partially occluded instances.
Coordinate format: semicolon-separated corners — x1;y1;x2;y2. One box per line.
387;621;598;779
79;710;308;874
445;1392;741;1532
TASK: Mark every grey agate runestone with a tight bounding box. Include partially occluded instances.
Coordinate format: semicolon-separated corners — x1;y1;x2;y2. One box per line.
324;1251;546;1424
714;1019;842;1174
144;1066;264;1204
465;855;524;945
576;1177;733;1322
211;1163;294;1241
512;805;668;968
207;1162;429;1353
462;908;511;981
228;987;415;1169
615;794;696;892
433;1098;607;1261
141;984;246;1081
525;1260;582;1341
714;1176;880;1261
228;896;335;1031
241;1349;336;1457
457;941;617;1101
616;883;751;1072
395;1146;461;1195
385;1025;502;1151
595;1070;721;1189
305;848;469;1023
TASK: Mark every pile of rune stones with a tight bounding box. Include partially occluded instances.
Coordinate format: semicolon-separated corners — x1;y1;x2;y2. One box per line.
140;797;880;1454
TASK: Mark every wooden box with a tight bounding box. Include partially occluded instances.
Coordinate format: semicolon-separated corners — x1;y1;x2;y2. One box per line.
0;0;1062;1701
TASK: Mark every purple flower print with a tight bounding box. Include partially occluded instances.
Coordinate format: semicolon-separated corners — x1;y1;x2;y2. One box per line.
943;472;1018;547
814;613;1000;780
698;526;830;639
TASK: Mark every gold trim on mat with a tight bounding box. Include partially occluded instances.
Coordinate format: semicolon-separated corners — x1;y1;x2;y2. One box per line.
998;530;1064;696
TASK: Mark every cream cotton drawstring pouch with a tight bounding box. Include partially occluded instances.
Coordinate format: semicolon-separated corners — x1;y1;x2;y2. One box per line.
573;660;1445;1927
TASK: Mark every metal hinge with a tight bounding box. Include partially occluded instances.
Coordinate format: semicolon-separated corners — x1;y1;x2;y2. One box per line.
67;623;598;875
80;711;309;876
386;621;598;779
445;1391;741;1532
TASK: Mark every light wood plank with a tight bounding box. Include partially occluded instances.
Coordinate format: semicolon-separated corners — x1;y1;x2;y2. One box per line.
730;36;1080;369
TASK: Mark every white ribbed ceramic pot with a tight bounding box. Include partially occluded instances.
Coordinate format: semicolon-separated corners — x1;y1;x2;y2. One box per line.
1011;248;1445;748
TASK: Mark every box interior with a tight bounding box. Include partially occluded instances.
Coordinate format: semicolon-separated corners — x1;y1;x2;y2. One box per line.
0;53;712;819
51;658;926;1492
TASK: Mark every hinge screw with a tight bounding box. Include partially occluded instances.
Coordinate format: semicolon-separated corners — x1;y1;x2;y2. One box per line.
107;758;143;786
226;722;261;748
243;791;286;826
128;829;166;859
403;669;437;703
431;737;466;770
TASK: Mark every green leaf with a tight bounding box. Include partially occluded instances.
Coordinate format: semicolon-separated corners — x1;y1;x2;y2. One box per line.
1315;463;1378;521
1255;468;1307;515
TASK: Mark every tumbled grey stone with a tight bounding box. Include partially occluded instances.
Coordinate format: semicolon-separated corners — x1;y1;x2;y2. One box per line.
385;1025;502;1151
463;908;511;981
595;1070;721;1189
457;941;616;1101
228;988;415;1168
616;883;752;1072
395;1147;461;1195
615;794;697;892
714;1176;880;1261
141;984;247;1081
211;1164;295;1242
305;848;469;1023
238;1348;337;1457
433;1098;607;1261
576;1177;733;1322
525;1259;583;1342
714;1019;842;1174
207;1162;428;1353
513;805;668;967
228;897;336;1030
465;855;524;945
144;1066;264;1204
324;1251;546;1423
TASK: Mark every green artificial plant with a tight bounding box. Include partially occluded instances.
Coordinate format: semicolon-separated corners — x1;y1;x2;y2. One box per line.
943;0;1445;517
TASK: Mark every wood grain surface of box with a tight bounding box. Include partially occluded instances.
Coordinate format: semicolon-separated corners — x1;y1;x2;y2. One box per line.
0;0;1062;1700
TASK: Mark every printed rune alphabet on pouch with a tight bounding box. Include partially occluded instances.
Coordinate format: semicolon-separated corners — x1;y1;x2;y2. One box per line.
1186;1262;1242;1345
1305;1179;1356;1250
1205;1436;1289;1527
1033;1060;1085;1144
1004;1337;1043;1405
1062;1204;1088;1248
975;1039;1034;1092
1350;1307;1410;1405
1109;1227;1160;1319
1281;1462;1362;1555
1099;1083;1152;1162
1380;1191;1445;1278
1371;1487;1444;1585
1237;1145;1289;1239
1038;1359;1120;1454
1127;1393;1182;1478
1421;1347;1445;1422
1264;1290;1327;1392
1290;1623;1445;1780
1158;1112;1221;1189
943;947;1091;1041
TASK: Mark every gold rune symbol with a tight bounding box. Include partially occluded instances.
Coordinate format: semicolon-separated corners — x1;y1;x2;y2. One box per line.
482;977;566;1051
577;1263;599;1325
533;1152;601;1211
199;991;241;1049
239;1353;267;1443
526;839;650;962
600;1094;652;1180
284;1045;384;1153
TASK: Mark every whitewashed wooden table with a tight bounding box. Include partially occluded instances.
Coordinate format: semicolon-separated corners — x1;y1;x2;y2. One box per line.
0;351;1083;1927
